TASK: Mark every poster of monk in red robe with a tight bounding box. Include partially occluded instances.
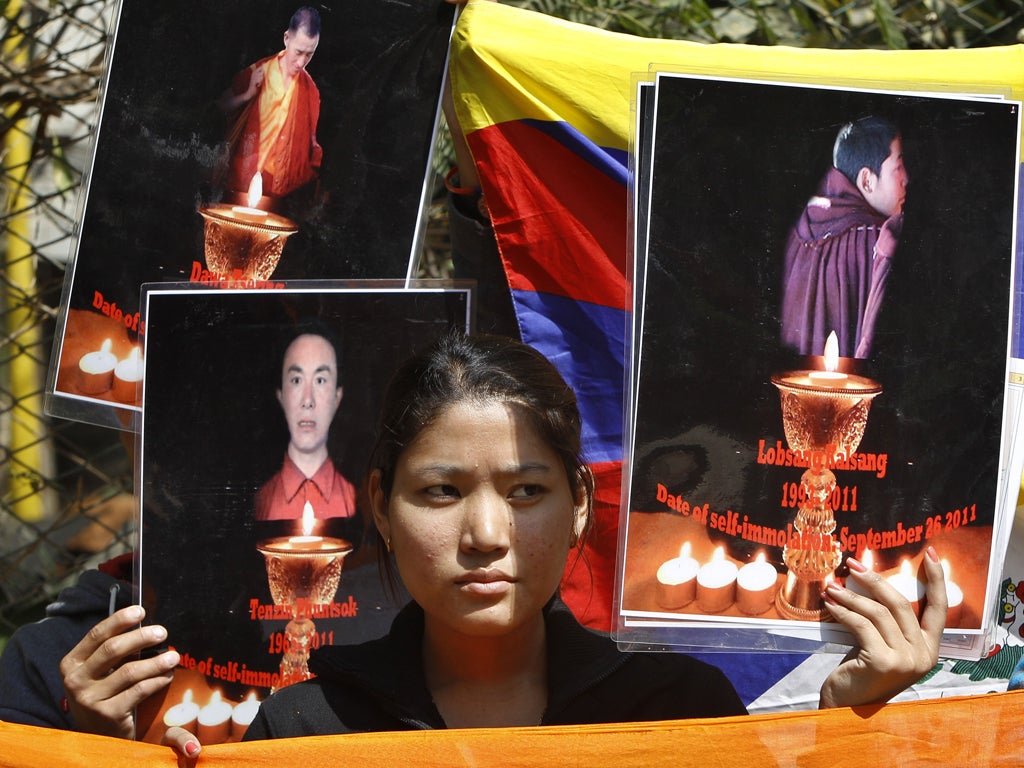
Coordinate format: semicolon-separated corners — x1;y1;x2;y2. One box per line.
48;1;456;428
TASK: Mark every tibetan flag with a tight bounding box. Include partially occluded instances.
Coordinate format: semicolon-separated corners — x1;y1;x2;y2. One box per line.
448;1;1024;647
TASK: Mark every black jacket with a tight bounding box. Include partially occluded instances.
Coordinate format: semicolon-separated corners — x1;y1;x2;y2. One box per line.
0;559;133;729
244;599;745;738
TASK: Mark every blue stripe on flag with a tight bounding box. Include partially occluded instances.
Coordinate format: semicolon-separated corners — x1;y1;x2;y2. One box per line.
512;289;625;465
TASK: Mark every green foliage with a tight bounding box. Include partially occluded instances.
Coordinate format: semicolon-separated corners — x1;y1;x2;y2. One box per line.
507;0;1024;48
872;0;909;48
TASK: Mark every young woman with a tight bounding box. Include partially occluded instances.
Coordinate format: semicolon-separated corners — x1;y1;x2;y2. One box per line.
161;331;945;755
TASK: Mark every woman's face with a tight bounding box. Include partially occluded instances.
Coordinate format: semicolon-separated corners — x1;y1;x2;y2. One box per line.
371;399;585;640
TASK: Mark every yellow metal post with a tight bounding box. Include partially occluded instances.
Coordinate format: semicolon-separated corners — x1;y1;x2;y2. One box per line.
3;0;46;522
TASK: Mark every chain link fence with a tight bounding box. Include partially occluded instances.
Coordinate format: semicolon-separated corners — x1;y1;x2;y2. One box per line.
2;0;132;640
2;0;1023;642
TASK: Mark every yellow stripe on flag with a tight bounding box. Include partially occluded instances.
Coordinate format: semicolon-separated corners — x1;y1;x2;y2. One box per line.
451;1;1024;157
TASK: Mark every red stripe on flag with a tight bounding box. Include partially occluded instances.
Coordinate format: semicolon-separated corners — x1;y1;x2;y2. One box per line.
468;120;628;311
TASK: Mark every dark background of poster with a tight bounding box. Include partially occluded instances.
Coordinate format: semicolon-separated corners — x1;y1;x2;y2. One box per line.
630;76;1018;566
54;1;455;415
139;287;469;704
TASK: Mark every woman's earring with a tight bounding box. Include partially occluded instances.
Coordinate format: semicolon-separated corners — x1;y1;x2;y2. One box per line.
386;536;392;553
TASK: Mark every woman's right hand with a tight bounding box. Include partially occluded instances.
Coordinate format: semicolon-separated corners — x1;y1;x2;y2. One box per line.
59;605;179;738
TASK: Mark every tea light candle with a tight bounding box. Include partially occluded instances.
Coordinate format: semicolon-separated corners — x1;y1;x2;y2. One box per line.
942;559;964;628
736;552;778;615
807;331;848;386
197;690;234;745
77;338;117;394
230;692;261;741
112;346;144;403
886;559;925;616
656;542;699;609
696;547;738;613
162;688;200;731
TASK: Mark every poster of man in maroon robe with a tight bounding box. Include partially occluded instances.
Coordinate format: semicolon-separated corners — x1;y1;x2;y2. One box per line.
619;74;1019;657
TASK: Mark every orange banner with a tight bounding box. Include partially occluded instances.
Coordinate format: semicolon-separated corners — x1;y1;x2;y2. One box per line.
3;690;1023;767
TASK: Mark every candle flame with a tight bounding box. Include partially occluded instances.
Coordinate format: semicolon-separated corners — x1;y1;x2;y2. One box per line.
711;546;725;563
121;346;141;365
207;690;222;706
182;689;194;705
823;331;839;372
247;173;263;208
754;551;766;564
99;338;113;354
679;541;692;559
899;559;912;578
941;558;952;581
302;500;315;536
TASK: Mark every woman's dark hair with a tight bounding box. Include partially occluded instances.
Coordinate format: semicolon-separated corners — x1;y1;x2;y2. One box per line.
369;331;595;556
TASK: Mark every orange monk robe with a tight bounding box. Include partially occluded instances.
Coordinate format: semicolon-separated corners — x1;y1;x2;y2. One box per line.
227;51;322;198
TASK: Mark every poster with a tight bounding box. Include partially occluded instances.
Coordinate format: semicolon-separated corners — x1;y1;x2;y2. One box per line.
134;284;470;744
618;74;1021;656
47;0;456;427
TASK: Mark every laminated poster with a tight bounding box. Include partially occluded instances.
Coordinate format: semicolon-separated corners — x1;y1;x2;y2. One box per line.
618;74;1021;658
134;284;471;744
47;0;455;428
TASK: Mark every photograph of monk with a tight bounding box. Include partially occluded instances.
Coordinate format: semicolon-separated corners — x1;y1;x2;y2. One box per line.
620;74;1018;638
780;116;909;359
49;0;456;425
219;7;324;204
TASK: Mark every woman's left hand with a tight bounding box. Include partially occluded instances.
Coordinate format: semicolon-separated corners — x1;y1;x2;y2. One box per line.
819;545;947;709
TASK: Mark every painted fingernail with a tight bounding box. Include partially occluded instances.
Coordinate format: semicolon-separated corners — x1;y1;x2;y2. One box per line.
185;741;200;757
926;545;939;563
847;557;869;573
